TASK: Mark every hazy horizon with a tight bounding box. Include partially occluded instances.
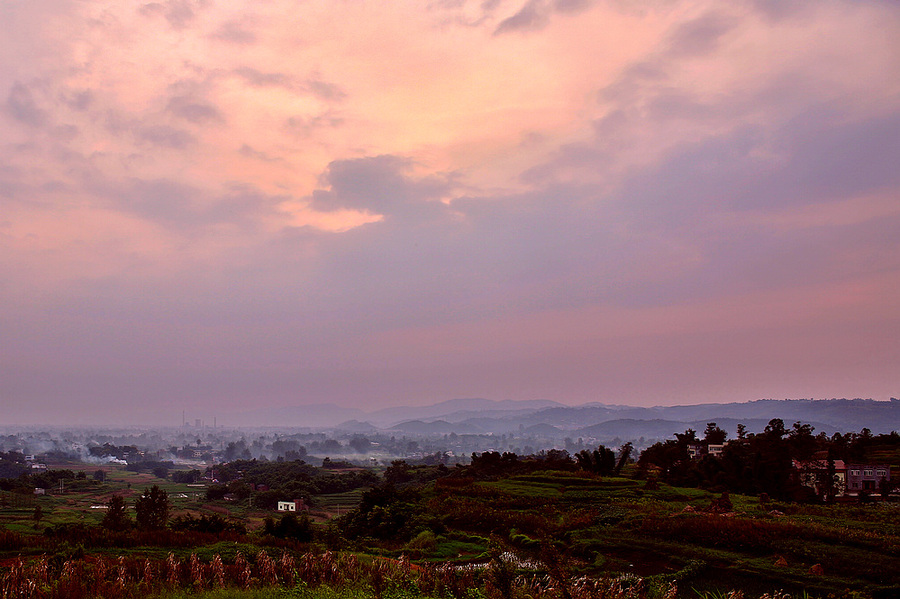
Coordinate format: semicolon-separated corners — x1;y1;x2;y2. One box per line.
2;2;898;426
4;396;899;429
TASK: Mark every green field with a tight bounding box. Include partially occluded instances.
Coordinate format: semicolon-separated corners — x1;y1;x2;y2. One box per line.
3;461;900;598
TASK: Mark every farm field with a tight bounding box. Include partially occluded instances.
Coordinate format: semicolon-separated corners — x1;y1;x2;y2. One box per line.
2;460;900;598
338;468;900;598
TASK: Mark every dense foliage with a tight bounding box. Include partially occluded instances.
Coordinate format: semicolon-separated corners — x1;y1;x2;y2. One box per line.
637;420;900;500
208;459;379;508
2;422;900;597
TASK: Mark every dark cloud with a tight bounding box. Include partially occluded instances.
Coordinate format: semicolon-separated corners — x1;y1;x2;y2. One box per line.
309;155;452;218
303;79;347;102
5;82;46;127
109;178;199;227
105;109;195;148
618;108;900;226
103;178;283;231
552;0;593;14
234;67;293;88
666;12;737;57
166;95;224;124
645;90;714;122
232;69;345;101
0;165;25;200
139;0;199;30
748;0;811;23
52;124;79;142
494;0;548;35
138;3;166;19
427;0;467;10
239;144;283;163
284;114;344;137
518;139;613;185
777;108;900;201
134;124;196;148
210;20;257;44
206;185;289;229
60;89;93;111
493;0;594;35
598;60;669;105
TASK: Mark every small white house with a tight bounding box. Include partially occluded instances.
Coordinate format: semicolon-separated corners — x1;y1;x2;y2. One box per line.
277;501;296;512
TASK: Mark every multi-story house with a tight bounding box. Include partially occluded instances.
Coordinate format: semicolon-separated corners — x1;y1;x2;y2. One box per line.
845;463;891;494
795;456;892;498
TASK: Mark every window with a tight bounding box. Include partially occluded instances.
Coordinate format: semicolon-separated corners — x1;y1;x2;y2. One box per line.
864;469;873;477
851;470;860;476
876;470;886;477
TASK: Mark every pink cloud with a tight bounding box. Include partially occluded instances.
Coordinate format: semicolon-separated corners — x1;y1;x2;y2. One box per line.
1;1;898;422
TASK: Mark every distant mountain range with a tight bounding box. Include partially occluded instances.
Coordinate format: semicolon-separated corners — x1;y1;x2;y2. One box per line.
236;397;900;441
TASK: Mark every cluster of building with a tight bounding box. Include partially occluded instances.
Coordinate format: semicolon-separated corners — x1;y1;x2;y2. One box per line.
24;455;47;471
686;442;893;499
276;499;309;512
794;456;892;499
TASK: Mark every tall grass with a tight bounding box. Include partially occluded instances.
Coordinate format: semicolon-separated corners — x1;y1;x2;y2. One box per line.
0;549;821;599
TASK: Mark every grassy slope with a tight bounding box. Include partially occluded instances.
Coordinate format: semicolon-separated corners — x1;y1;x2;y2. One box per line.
398;471;900;597
4;462;900;596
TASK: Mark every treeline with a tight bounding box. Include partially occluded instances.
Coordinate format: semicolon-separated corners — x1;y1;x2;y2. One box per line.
0;451;26;479
0;467;104;494
204;458;380;509
638;419;900;500
88;443;141;461
339;450;595;544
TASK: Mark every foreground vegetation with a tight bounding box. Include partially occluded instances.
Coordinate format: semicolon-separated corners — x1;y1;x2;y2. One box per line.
2;421;899;598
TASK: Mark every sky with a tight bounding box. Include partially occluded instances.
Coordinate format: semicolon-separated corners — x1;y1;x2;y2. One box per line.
1;0;899;426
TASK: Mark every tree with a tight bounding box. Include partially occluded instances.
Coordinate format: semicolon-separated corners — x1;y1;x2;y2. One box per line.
102;495;131;531
321;439;342;453
224;439;252;462
349;436;372;453
675;429;697;444
264;513;313;542
703;423;727;445
787;422;818;461
638;439;689;478
134;485;170;530
228;480;251;500
825;450;838;502
614;442;633;476
576;446;616;475
764;419;786;439
384;460;413;485
33;505;43;529
880;475;891;499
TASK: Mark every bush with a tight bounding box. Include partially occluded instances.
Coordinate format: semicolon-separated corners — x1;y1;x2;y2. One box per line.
135;485;170;530
264;513;314;542
407;530;437;551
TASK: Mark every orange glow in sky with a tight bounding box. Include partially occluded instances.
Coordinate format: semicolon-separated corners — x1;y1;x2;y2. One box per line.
1;1;899;424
